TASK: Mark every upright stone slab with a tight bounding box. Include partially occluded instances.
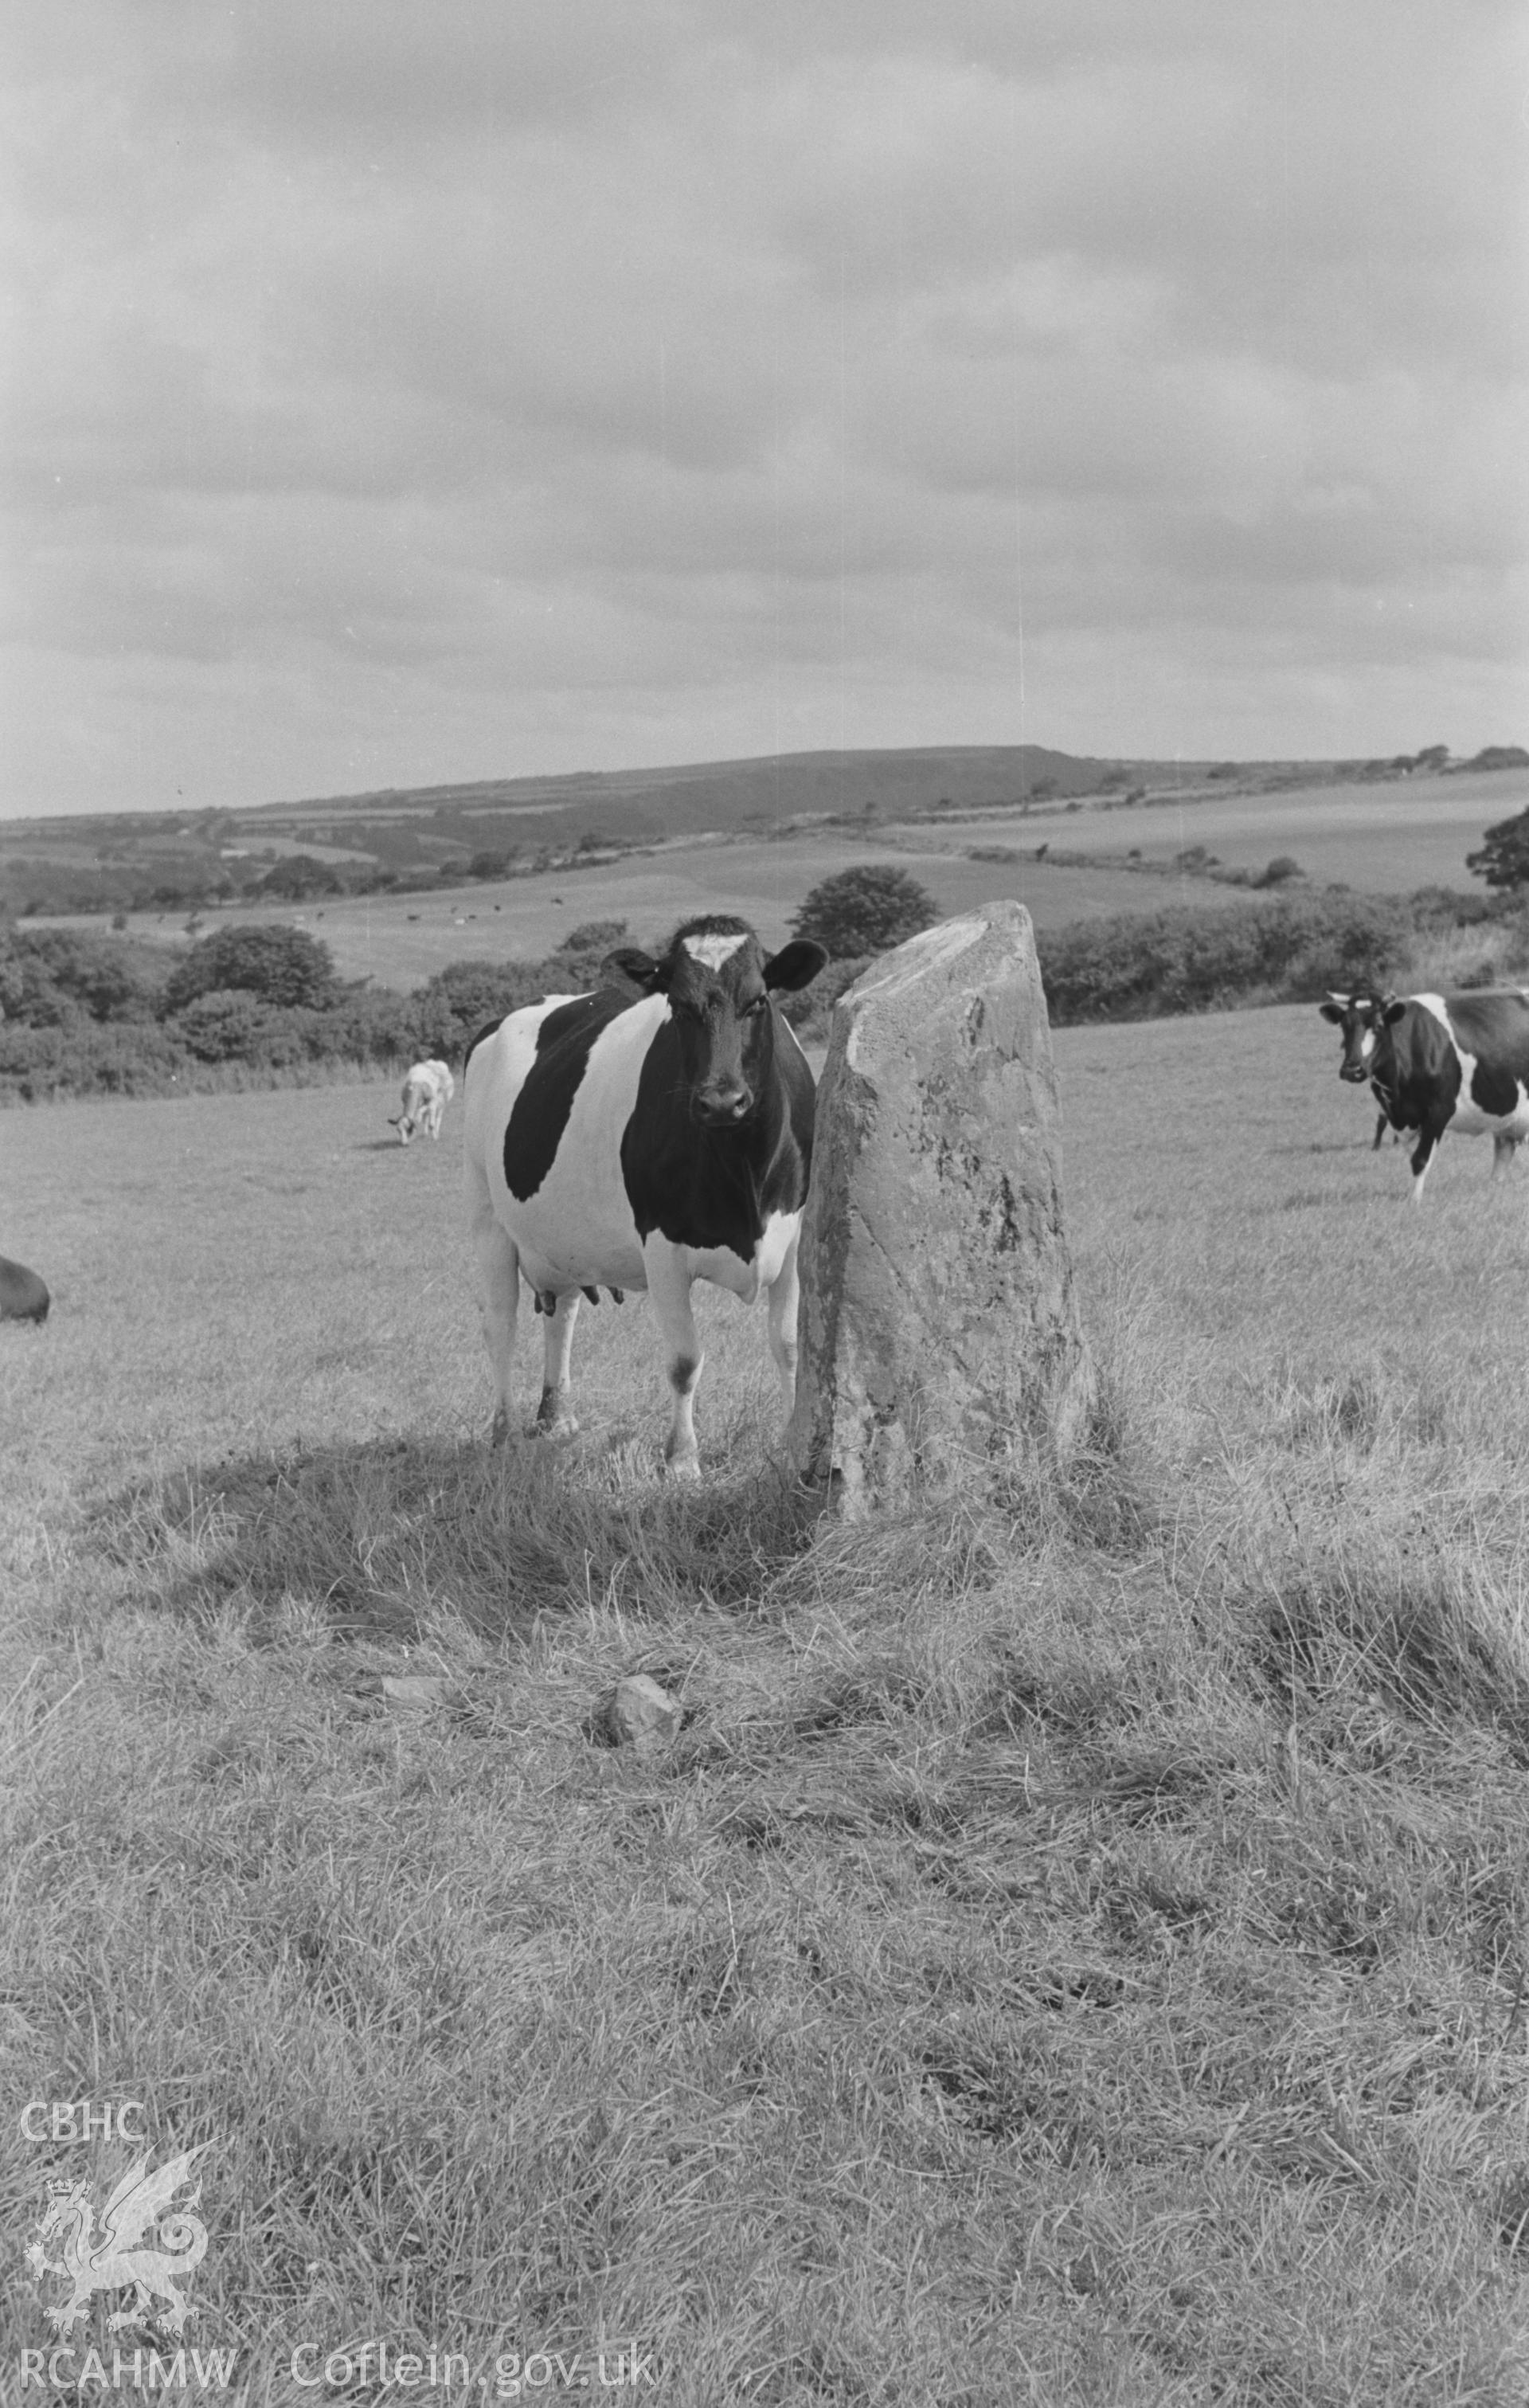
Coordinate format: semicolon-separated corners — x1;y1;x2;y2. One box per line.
788;902;1093;1513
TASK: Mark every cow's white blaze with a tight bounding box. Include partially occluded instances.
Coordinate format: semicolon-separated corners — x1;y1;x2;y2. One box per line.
682;930;749;970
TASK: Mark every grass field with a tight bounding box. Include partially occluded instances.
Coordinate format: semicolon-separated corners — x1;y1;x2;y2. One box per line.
921;765;1529;895
5;1008;1529;2402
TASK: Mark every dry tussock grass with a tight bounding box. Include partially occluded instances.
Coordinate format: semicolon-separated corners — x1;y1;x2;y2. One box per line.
5;1043;1529;2402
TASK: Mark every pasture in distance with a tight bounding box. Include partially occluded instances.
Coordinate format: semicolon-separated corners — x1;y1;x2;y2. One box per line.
6;1001;1529;2400
76;761;1528;996
86;837;1226;993
923;764;1529;895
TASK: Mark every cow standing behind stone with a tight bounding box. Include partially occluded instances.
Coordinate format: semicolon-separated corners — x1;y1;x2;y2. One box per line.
1321;987;1529;1200
0;1255;49;1323
462;914;825;1474
389;1060;456;1144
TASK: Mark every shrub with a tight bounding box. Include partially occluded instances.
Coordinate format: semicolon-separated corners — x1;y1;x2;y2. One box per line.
255;854;343;901
549;921;634;989
0;1019;187;1102
325;985;422;1067
1;928;168;1027
406;958;554;1057
1259;856;1304;887
1036;893;1415;1026
791;865;938;957
557;920;628;957
778;955;874;1039
171;989;282;1063
164;923;338;1013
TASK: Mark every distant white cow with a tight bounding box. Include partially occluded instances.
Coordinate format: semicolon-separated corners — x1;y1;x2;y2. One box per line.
390;1059;456;1145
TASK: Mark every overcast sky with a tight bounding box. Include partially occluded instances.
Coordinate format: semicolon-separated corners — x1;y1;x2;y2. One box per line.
4;1;1526;820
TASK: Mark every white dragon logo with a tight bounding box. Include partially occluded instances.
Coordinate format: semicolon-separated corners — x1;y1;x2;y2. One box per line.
25;2148;209;2337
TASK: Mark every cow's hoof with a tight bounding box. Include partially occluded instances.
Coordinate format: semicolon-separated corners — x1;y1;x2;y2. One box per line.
489;1409;510;1447
665;1455;702;1483
528;1413;580;1442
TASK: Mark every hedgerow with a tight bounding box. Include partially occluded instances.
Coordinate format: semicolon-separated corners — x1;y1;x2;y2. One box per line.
1034;889;1520;1026
5;889;1527;1102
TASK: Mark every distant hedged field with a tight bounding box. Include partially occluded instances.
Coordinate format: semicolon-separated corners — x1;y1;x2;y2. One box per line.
2;883;1528;1103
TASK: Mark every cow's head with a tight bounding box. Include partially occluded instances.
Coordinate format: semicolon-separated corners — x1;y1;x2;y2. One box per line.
1320;989;1396;1083
603;916;827;1127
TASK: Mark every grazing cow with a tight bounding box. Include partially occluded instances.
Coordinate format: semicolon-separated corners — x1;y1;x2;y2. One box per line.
1320;987;1529;1200
1320;989;1416;1153
0;1255;49;1322
389;1059;455;1145
463;914;827;1474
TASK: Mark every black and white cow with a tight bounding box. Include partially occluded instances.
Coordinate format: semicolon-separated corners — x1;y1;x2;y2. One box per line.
0;1255;49;1322
389;1059;455;1144
1320;988;1415;1153
463;914;827;1474
1320;986;1529;1200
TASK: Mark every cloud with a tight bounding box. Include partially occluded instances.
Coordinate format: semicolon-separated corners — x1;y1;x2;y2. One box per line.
2;0;1525;815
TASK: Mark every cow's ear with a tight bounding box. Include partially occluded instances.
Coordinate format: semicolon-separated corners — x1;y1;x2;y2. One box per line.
1318;1002;1344;1023
762;940;828;993
1382;999;1407;1025
601;946;664;996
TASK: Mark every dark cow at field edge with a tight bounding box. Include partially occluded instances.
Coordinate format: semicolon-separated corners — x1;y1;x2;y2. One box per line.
1320;986;1418;1153
1321;987;1529;1200
463;914;827;1474
0;1255;50;1322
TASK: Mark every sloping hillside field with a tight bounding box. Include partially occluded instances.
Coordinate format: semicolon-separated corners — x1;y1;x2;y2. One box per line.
5;1005;1529;2399
925;763;1529;891
158;838;1193;990
80;762;1527;994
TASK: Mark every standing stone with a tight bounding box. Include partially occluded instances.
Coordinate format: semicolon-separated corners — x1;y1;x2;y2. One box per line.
788;902;1093;1513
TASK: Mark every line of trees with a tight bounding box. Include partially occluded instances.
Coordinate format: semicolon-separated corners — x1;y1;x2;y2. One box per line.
0;919;643;1102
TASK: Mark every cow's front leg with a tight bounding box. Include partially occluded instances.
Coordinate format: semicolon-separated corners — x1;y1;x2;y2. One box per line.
468;1187;521;1441
534;1290;581;1438
764;1227;802;1422
644;1236;703;1478
1492;1132;1520;1177
1409;1123;1446;1204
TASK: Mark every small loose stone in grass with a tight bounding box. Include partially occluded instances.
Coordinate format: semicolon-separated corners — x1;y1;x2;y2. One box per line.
596;1673;683;1752
380;1675;450;1711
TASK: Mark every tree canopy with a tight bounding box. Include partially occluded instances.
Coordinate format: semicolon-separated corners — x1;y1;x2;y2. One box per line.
0;927;166;1027
164;922;338;1013
790;864;939;958
256;854;344;901
1465;809;1529;893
